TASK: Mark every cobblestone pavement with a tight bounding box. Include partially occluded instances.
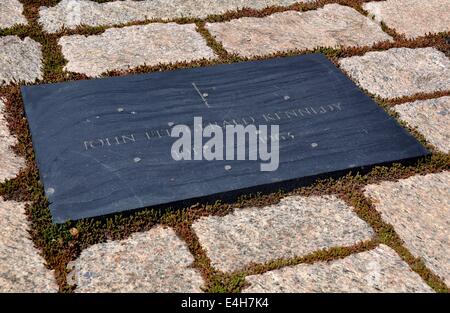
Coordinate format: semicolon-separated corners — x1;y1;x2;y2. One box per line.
0;0;449;293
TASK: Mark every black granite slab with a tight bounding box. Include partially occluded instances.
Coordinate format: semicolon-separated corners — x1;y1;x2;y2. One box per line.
21;54;428;223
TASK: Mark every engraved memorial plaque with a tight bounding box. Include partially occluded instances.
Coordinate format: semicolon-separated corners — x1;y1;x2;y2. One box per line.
21;54;428;223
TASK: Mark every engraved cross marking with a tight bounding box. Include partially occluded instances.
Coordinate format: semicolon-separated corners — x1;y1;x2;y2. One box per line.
192;82;210;108
273;84;290;101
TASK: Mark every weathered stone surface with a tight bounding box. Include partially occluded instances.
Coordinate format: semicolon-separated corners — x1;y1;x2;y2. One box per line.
0;99;25;182
339;48;450;99
243;245;433;292
0;198;58;292
206;4;392;57
0;36;43;86
68;226;204;292
39;0;309;33
21;54;428;223
192;195;374;273
364;0;450;39
365;172;450;286
0;0;27;29
394;96;450;153
59;23;216;77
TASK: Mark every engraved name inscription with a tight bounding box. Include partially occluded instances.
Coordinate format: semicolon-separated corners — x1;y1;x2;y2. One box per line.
82;102;343;151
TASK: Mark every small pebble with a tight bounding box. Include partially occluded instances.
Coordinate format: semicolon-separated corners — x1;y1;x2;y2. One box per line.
69;228;79;238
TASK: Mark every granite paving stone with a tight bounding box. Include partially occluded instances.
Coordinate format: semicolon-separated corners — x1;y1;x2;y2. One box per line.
205;4;392;57
364;172;450;286
0;98;25;182
0;0;27;29
339;48;450;99
394;96;450;153
243;245;433;292
59;23;216;77
39;0;311;33
363;0;450;39
68;226;204;292
0;198;58;292
0;36;43;86
192;195;374;273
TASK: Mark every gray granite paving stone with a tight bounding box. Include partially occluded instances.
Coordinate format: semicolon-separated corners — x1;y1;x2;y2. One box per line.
0;36;43;86
243;245;433;292
68;226;204;292
365;172;450;286
339;48;450;99
0;0;27;29
192;195;374;273
0;98;25;182
39;0;311;33
59;23;216;77
206;4;392;58
394;96;450;153
363;0;450;39
0;198;58;292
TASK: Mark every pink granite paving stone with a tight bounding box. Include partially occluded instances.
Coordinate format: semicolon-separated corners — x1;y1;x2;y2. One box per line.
363;0;450;39
206;4;392;57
